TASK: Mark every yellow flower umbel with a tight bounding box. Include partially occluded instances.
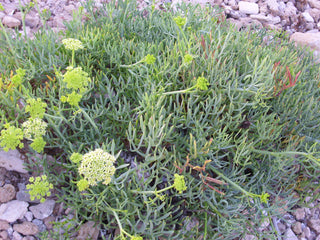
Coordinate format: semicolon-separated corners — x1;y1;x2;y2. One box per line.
0;124;24;151
26;175;53;203
78;149;116;186
173;174;187;194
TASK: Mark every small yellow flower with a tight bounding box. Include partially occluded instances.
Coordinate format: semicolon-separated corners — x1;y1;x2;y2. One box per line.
70;152;83;164
173;174;187;194
26;175;53;203
183;54;193;64
62;38;84;51
174;16;186;28
195;76;209;91
144;54;156;65
260;192;270;204
77;178;89;191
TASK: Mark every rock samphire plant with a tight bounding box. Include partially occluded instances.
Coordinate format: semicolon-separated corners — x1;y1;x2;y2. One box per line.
1;0;320;239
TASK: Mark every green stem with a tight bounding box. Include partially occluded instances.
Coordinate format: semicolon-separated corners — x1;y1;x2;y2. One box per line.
204;212;208;240
119;60;143;68
80;108;100;134
162;85;196;95
112;210;125;238
209;167;254;198
71;49;75;67
131;185;173;195
252;148;320;167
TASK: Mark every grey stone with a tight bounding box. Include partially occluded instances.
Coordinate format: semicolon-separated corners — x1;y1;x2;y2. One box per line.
16;190;32;202
239;1;259;14
0;220;9;231
43;216;55;230
13;222;39;236
292;221;302;235
307;219;320;234
76;221;100;240
29;199;55;219
12;231;22;240
292;208;305;221
266;0;280;15
25;12;40;28
24;211;33;222
308;0;320;9
0;200;28;223
22;236;36;240
302;12;315;22
250;14;280;24
31;219;46;232
0;184;16;203
277;222;287;233
0;150;27;174
303;227;312;239
0;230;8;240
242;234;257;240
284;228;298;240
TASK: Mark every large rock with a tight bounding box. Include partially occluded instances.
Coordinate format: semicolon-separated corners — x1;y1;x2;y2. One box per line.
29;200;55;220
0;220;9;231
308;0;320;9
0;200;29;223
266;0;281;15
76;221;100;240
239;1;259;15
2;15;21;28
0;150;27;173
0;184;16;203
13;222;39;236
290;32;320;63
284;228;298;240
292;208;305;221
307;219;320;234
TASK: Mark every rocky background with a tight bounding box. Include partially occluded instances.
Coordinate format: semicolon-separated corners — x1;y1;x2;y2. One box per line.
1;0;320;239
